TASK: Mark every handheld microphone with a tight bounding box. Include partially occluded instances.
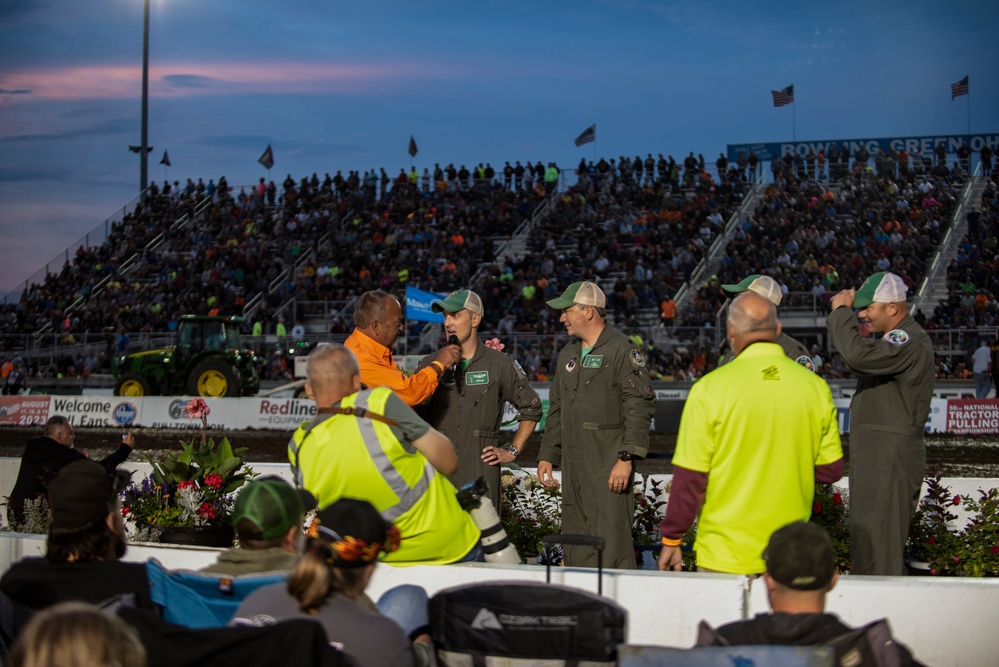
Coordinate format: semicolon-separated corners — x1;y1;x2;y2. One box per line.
447;334;460;375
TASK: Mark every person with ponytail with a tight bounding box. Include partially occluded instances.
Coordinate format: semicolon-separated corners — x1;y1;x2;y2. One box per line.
231;498;415;667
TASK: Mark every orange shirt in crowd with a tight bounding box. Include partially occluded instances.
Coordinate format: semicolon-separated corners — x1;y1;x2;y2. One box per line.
344;329;440;406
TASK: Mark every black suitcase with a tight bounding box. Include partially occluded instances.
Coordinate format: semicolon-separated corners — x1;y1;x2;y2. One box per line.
429;534;627;666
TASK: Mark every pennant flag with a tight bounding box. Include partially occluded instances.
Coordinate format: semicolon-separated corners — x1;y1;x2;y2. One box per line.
771;85;794;107
258;144;275;170
159;150;171;166
408;135;418;158
405;286;446;323
951;76;969;100
574;124;596;147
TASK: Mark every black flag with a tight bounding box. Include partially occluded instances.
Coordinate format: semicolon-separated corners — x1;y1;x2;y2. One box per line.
258;144;275;170
159;150;171;166
408;135;418;158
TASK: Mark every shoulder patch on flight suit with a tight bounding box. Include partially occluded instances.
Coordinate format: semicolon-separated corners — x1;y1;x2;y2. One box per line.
629;349;646;368
513;360;528;378
566;356;578;372
465;370;489;385
583;355;603;368
884;329;909;345
796;355;815;371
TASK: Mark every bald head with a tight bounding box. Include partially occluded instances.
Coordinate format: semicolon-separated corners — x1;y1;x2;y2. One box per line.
305;343;361;405
728;292;781;356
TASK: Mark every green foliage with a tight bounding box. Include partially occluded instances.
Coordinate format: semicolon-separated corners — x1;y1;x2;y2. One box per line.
956;488;999;577
148;437;251;493
907;468;963;575
500;470;562;561
810;484;851;571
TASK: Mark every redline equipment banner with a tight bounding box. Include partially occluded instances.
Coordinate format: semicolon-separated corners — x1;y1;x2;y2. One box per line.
0;396;50;426
946;399;999;435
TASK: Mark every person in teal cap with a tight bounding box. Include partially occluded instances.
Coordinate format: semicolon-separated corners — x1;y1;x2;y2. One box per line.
537;281;655;569
417;289;542;512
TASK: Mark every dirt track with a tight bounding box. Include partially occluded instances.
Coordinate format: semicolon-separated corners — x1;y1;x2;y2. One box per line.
2;427;998;478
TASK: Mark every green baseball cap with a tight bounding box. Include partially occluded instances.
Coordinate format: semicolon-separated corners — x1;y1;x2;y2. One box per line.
546;281;607;309
431;289;483;315
233;476;314;541
853;271;907;308
721;274;782;306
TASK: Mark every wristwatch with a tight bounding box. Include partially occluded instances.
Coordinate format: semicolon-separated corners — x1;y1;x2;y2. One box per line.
503;444;520;457
617;450;635;462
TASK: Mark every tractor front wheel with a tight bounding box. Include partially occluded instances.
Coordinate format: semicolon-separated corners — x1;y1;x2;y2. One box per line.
187;359;241;398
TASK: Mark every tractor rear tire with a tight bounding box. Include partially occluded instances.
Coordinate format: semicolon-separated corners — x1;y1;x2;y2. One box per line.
188;359;241;398
115;373;151;397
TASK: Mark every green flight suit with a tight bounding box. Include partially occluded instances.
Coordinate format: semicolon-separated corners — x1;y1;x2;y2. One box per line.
827;309;934;576
538;325;656;569
720;332;813;369
418;341;542;510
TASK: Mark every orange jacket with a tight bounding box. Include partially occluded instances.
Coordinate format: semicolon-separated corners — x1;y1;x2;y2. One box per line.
344;329;441;406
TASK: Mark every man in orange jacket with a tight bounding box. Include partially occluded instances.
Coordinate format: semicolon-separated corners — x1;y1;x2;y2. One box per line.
345;290;460;406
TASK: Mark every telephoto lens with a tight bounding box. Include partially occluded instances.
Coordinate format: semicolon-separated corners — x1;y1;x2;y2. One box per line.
456;477;522;564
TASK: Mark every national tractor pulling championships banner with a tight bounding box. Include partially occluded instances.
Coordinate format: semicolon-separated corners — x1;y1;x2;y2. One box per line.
0;394;994;435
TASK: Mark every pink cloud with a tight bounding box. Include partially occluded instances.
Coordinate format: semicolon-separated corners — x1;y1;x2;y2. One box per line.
1;61;443;100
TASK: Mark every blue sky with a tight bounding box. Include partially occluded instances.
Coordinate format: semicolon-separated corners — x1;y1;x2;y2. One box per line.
1;0;996;296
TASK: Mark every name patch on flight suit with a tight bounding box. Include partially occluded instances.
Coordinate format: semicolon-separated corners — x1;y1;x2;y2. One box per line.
465;370;490;385
582;355;603;368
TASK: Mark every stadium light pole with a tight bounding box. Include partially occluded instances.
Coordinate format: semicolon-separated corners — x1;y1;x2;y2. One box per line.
139;0;150;197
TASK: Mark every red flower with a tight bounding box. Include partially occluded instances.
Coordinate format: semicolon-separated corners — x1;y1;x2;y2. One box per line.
121;506;130;517
813;502;822;513
954;556;961;563
953;495;961;505
926;537;936;545
197;502;216;519
990;546;999;555
204;473;224;489
177;480;196;490
832;492;843;506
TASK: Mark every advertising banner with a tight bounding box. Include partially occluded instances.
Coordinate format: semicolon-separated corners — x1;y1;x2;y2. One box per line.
405;286;445;323
0;396;50;426
48;396;140;428
945;399;999;435
727;132;998;163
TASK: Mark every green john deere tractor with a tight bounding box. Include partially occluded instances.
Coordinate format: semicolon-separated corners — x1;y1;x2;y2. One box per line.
114;315;260;398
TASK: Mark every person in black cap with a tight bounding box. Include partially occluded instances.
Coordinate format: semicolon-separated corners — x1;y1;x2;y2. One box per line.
200;476;315;576
0;459;155;614
706;522;923;665
7;415;135;526
231;498;423;667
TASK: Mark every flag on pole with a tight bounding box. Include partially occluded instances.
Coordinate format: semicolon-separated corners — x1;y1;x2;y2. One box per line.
771;85;794;107
951;76;969;100
258;144;274;169
159;150;171;166
574;124;596;147
408;135;418;158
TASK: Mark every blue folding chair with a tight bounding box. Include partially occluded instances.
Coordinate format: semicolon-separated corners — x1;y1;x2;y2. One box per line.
145;558;287;628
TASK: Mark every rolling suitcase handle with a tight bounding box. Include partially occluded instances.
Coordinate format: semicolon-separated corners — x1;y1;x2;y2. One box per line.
543;533;605;595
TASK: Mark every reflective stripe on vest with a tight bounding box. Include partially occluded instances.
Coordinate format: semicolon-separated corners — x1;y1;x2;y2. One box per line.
290;388;435;522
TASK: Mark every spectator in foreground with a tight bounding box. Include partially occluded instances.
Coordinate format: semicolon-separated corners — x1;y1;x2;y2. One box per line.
0;460;155;614
7;416;135;526
11;601;147;667
703;522;924;666
200;476;314;576
231;498;421;667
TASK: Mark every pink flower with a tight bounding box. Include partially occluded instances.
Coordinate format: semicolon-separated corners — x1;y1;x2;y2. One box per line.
954;556;961;563
485;338;505;351
185;398;211;421
204;473;224;489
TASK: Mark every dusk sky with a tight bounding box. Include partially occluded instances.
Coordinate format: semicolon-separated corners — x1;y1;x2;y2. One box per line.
2;0;996;297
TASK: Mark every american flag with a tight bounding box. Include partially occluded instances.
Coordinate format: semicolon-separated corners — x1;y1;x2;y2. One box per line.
574;124;596;147
951;76;969;100
771;85;794;107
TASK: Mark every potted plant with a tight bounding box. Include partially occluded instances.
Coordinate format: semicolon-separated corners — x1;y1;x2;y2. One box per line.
906;468;962;576
120;398;254;546
810;484;851;572
956;488;999;577
499;469;562;564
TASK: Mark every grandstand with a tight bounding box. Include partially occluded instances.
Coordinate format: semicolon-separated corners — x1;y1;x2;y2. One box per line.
1;144;995;385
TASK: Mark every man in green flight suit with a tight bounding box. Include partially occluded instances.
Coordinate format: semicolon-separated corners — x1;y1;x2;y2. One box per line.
719;274;812;369
538;281;656;569
827;271;934;576
417;289;542;511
